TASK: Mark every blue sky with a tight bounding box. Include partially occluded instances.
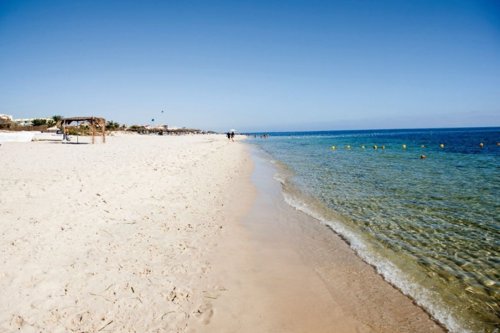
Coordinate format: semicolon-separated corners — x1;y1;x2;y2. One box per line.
1;0;499;132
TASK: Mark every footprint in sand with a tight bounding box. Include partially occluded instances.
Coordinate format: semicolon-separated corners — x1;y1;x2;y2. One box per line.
10;314;25;329
195;303;214;325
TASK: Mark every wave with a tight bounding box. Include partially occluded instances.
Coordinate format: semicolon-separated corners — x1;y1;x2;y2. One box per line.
276;174;472;333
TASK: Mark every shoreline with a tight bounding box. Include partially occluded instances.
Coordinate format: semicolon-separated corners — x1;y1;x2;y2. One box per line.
0;135;445;332
202;143;445;332
243;129;500;333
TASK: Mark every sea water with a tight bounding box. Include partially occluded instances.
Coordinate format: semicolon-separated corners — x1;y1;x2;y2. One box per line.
249;127;499;333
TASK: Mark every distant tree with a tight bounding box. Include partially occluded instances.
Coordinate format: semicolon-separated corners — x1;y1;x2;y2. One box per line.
31;118;47;126
52;115;63;122
106;120;120;131
128;125;146;132
46;120;56;127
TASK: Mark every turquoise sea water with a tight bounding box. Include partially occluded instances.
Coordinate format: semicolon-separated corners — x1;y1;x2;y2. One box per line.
249;128;499;333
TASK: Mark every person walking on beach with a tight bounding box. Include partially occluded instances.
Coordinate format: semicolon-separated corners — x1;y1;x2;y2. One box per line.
230;131;235;142
63;128;70;142
226;132;231;140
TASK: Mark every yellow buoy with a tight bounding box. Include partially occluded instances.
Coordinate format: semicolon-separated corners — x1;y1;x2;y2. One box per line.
420;155;427;159
402;144;407;149
381;145;385;150
331;145;336;150
373;145;378;150
421;145;426;148
440;144;445;149
361;145;365;149
479;143;484;148
346;145;351;150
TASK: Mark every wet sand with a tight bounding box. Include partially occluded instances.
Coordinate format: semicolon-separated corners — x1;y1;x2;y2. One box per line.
202;146;445;333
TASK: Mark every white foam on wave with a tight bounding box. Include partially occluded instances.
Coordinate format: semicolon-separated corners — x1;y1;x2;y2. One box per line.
273;172;286;185
281;190;471;333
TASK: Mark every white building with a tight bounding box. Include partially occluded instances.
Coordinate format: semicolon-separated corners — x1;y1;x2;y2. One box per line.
13;117;53;126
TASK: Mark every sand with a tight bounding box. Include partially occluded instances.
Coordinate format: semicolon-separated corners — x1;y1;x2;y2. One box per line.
204;148;445;333
0;134;444;332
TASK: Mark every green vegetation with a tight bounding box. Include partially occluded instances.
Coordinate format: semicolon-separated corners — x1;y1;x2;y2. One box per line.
31;118;47;126
66;128;81;135
66;124;90;135
106;120;121;131
30;116;63;127
128;125;147;132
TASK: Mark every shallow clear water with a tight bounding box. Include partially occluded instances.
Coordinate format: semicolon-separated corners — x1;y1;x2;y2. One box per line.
249;128;500;333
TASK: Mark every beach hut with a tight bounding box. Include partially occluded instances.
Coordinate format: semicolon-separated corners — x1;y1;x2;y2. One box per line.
60;116;106;144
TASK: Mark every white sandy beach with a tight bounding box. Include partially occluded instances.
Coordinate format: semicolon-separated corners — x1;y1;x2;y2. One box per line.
1;134;250;332
0;134;444;332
